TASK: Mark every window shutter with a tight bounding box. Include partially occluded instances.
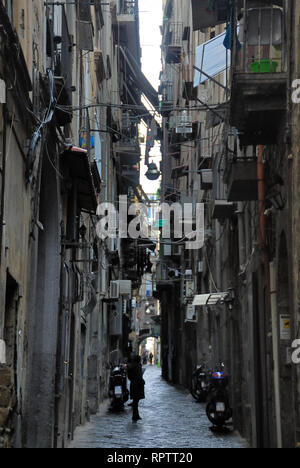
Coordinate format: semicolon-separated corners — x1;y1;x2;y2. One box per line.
77;0;94;51
94;50;107;84
94;0;104;30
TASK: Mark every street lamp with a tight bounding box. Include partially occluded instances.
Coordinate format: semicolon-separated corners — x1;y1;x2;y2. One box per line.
145;162;161;181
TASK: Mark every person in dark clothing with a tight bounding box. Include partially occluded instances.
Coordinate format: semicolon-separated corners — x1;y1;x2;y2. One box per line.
127;354;145;422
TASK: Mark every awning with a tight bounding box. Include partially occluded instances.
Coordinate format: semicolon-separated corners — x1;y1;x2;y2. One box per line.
194;31;230;87
62;146;98;213
171;165;188;179
206;102;229;128
119;46;159;108
137;239;156;252
193;292;229;307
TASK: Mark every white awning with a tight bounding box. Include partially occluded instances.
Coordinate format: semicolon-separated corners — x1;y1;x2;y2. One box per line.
193;292;229;307
193;31;230;87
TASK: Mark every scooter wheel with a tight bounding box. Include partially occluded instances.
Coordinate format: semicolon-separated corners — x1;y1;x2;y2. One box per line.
206;402;227;427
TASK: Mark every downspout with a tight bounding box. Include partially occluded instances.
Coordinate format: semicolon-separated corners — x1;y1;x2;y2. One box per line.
257;145;282;448
0;104;7;266
269;261;282;449
237;202;246;269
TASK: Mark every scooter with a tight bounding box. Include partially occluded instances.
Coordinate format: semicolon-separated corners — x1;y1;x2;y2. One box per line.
206;363;233;428
108;363;129;412
190;365;210;402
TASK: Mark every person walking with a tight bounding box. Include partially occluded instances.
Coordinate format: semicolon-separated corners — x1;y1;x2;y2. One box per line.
127;354;145;422
149;352;153;366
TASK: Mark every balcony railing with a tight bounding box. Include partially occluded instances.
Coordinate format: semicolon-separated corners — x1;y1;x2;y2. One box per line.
166;22;183;48
234;3;286;75
161;81;174;103
164;22;183;63
114;119;140;166
118;0;137;16
169;112;193;134
230;1;287;145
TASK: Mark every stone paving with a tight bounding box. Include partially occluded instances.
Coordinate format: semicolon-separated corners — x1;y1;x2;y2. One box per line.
68;366;248;449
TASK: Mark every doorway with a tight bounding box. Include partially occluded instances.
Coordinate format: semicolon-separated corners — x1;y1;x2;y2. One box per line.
4;272;18;373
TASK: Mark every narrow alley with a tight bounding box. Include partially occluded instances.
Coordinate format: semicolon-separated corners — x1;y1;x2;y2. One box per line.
68;366;247;449
1;0;300;450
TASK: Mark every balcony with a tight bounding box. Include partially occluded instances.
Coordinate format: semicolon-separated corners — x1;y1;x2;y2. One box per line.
115;117;140;166
226;158;258;202
230;2;287;146
199;170;213;191
192;0;230;31
159;81;173;117
121;164;140;191
53;7;73;125
212;200;235;220
164;22;183;64
169;112;193;135
114;140;140;166
116;0;139;59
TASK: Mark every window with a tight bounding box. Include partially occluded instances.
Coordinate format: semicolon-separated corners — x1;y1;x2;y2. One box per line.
5;0;13;22
77;0;94;51
247;7;283;46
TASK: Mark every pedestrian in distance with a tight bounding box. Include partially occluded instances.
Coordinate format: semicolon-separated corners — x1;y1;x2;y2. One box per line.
149;352;153;365
142;350;148;365
127;353;145;422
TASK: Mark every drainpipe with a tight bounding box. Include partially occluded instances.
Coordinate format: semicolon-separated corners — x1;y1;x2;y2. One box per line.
269;261;282;448
237;202;246;269
257;145;282;448
0;103;8;266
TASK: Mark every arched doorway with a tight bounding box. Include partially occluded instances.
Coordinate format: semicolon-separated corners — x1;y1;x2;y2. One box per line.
137;334;161;368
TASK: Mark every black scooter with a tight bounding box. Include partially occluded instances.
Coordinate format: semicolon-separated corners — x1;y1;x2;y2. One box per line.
190;365;210;402
108;363;129;412
206;363;233;428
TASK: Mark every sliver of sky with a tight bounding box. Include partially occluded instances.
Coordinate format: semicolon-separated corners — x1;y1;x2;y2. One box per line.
139;0;163;91
139;0;162;194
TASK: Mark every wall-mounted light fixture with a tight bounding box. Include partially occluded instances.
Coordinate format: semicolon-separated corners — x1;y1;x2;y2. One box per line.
146;162;161;181
267;188;285;211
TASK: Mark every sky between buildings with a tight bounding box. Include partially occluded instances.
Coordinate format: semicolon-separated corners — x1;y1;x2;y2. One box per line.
139;0;162;195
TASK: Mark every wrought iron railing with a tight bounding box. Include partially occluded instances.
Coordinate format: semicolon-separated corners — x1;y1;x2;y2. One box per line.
161;81;174;103
165;22;183;48
233;2;286;74
118;0;137;15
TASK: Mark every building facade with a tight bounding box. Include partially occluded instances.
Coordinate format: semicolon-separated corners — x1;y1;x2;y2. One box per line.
0;0;155;448
158;0;300;448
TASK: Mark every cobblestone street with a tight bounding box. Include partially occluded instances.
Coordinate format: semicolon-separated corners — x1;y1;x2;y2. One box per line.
68;366;248;449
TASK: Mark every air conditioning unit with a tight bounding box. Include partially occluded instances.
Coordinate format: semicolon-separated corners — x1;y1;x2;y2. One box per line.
118;280;132;297
176;111;193;134
185;304;197;323
110;281;120;299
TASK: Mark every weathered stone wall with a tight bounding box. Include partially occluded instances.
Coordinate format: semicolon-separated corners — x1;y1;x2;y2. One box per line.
290;0;300;444
0;366;14;448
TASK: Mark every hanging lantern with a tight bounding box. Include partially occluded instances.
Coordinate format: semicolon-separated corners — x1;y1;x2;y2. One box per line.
145;162;161;181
